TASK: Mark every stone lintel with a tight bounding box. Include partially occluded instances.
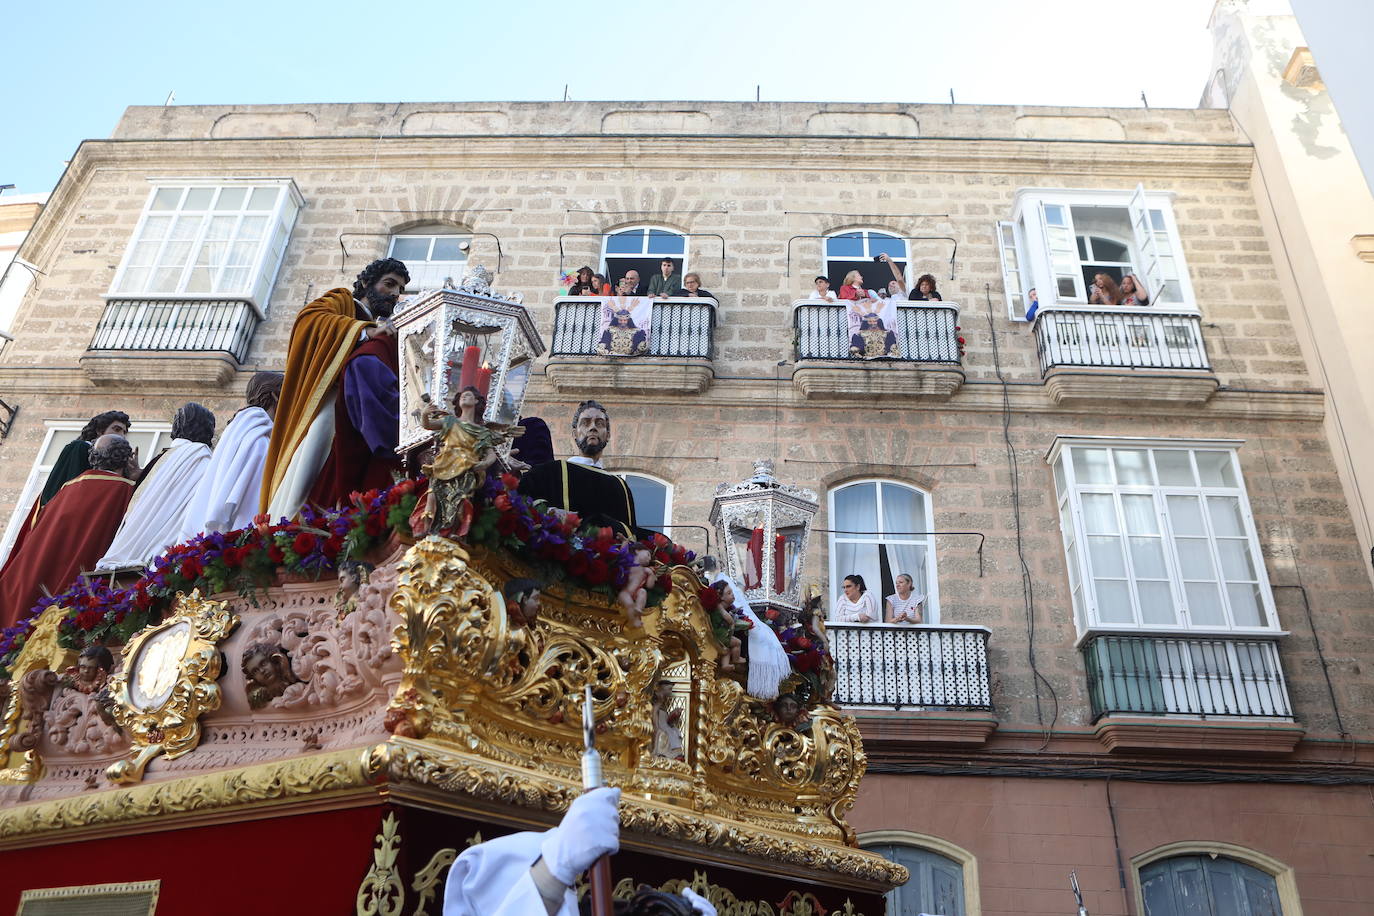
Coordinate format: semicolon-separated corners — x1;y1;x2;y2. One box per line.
1044;369;1219;405
852;709;997;748
544;358;713;395
79;351;243;389
1093;717;1304;755
792;361;964;401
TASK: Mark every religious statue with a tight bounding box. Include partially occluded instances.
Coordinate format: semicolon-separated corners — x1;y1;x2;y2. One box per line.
517;401;641;539
241;642;300;710
616;545;655;629
596;309;648;357
60;645;114;695
770;692;811;731
848;311;900;359
503;578;543;628
335;560;374;619
651;678;684;761
709;581;749;673
420;385;502;536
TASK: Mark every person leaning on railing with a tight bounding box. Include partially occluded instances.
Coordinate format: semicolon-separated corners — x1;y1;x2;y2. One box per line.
886;573;924;624
1120;273;1150;306
679;272;713;299
833;574;880;623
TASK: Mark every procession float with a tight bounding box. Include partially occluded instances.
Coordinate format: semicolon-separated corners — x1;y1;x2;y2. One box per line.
0;272;906;915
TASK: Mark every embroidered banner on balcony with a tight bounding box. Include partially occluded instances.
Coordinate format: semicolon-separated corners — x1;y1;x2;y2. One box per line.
596;297;653;357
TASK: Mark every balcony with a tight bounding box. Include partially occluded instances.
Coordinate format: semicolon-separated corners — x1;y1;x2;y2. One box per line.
544;295;715;395
829;623;996;748
791;301;964;400
1082;633;1302;755
81;297;260;387
1032;306;1218;404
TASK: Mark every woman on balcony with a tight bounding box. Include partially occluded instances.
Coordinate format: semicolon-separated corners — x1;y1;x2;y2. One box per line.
838;269;876;303
567;266;604;297
907;273;943;302
680;272;713;299
1089;272;1122;305
833;574;880;623
886;573;924;624
1120;273;1150;306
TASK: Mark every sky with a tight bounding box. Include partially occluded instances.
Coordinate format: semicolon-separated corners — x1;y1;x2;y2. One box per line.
3;0;1218;195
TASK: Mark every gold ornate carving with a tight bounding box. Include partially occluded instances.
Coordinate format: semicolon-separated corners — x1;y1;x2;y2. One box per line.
357;811;405;916
0;605;74;784
411;846;458;916
613;869;873;916
104;591;239;784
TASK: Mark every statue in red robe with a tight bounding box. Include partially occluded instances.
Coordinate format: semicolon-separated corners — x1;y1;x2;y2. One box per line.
0;435;138;627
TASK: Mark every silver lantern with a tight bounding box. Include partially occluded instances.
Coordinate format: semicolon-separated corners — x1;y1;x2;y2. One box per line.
709;460;819;615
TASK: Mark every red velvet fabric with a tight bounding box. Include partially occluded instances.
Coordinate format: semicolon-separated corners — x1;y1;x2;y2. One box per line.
0;470;133;627
308;334;401;509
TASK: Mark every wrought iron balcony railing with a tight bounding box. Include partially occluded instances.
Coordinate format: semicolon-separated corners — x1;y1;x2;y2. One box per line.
794;301;961;362
1032;305;1210;373
828;623;992;710
550;296;715;359
1082;633;1292;722
88;298;260;363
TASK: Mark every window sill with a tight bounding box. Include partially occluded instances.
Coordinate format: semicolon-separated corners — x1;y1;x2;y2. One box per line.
544;357;714;395
1093;717;1304;756
791;360;964;401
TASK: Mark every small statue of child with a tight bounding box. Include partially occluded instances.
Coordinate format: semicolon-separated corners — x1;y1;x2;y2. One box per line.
710;580;748;672
617;544;655;628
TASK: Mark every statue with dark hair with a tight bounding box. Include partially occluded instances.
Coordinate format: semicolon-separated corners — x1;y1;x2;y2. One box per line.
89;435;136;473
518;399;642;538
261;257;409;519
62;645;115;694
171;402;217;446
37;411;132;507
241;642;299;709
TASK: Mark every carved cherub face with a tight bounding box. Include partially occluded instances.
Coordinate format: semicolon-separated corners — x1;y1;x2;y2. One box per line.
775;695;801;724
634;548;652;566
516;589;541;626
76;656;105;685
245;650;290;691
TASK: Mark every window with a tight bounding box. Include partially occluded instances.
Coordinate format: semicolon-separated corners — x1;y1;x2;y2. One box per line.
110;182;301;315
823;230;907;294
828;480;939;623
617;473;671;536
1050;439;1276;636
0;421;174;565
864;842;967;916
387;227;469;291
601;227;686;293
1000;186;1194;318
1141;855;1283;916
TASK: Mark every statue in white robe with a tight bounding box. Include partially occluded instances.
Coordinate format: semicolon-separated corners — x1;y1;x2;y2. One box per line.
95;403;215;571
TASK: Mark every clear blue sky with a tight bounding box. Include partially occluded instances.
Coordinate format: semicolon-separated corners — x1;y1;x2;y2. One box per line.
4;0;1217;195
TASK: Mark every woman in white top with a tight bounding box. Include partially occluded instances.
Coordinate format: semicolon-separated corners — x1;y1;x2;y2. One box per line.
886;573;924;624
834;574;880;623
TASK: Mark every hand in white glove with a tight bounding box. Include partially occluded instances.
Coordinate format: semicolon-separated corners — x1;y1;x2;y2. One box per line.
539;786;621;885
680;887;718;916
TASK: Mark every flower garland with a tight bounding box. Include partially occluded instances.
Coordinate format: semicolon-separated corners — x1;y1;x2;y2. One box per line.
0;478;423;679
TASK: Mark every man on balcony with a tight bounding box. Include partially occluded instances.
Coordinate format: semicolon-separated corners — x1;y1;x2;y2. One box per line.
517;399;640;539
647;257;681;298
0;435;137;627
259;258;409;519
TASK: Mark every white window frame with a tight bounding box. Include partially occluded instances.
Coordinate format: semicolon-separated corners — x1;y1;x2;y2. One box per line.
600;225;688;284
823;228;909;290
1048;437;1281;641
1004;187;1197;318
387;228;470;292
107;178;303;318
827;479;941;624
0;420;176;565
615;471;673;535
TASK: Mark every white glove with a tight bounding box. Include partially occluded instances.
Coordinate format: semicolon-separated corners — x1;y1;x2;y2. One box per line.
539;786;621;884
680;887;718;915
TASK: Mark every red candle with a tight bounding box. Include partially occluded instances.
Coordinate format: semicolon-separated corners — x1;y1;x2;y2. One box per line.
458;345;480;390
475;366;493;400
774;534;786;593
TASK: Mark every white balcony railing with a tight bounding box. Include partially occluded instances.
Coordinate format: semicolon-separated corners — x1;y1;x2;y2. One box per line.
1083;634;1292;721
793;300;961;362
828;623;991;709
88;298;259;363
551;296;715;358
1032;305;1210;373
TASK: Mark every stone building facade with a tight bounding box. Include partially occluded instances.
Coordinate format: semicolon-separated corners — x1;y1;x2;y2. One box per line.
0;99;1370;914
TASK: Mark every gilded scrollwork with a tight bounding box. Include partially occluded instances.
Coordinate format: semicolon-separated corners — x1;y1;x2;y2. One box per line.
356;811;404;916
0;606;75;785
613;868;873;916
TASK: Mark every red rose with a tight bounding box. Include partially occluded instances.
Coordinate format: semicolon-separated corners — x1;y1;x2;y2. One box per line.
492;493;512;512
651;532;669;548
698;588;720;611
586;558;611;586
133;588;153;610
221;546;244;568
496;513;519;536
293;532;318;556
560;511;581;533
655;574;672;593
179;556;204;580
567;552;590;577
268;545;285;564
76;609;102;630
364;513;385;537
500;472;520;491
554;541;572;562
654;549;670;565
324;535;344;559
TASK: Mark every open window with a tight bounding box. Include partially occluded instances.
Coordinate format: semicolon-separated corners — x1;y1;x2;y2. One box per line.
827;479;940;623
601;227;686;294
387;226;470;292
823;230;907;295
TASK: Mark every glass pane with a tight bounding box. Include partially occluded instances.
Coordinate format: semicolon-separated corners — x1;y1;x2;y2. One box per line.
869;234;905;258
1089;536;1127;577
1195;450;1238;487
117;266;149;292
236;215;268;241
1095;579;1134;623
150;187;182;210
1095;238;1128;261
1053;457;1067;494
1056;276;1078;297
1217;539;1257;581
1081;493;1119;534
171;215;202;240
1138;581;1176;624
1044;204;1066;226
880;484;925;539
1072;448;1112;484
1167;495;1206;536
1130;537;1168;578
391;237;431;260
205;215;235;240
1113;449;1153;485
430;237;467;260
1149;209;1166;231
248;186;280;210
185;267;214;293
1154;449;1195;486
604;230;644;254
1227;583;1265;626
1175;538;1216;579
1076;236;1089;260
127;241;160;267
1186;582;1226;625
215;187;247;210
184;187;214;210
826;233;863;258
1121;494;1158;534
624;476;667;532
646;229;684;255
1207;496;1246;537
833;483;879;538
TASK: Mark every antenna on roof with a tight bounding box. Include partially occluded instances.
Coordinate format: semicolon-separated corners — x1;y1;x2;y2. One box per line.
756;85;760;102
949;88;955;104
1141;90;1149;108
563;84;569;102
164;90;176;106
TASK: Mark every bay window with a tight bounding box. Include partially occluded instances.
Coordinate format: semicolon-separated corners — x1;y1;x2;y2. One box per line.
1050;439;1277;637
